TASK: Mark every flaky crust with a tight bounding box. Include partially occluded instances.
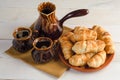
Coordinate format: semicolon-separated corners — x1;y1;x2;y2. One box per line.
72;40;105;54
59;36;73;60
59;26;114;68
69;52;95;66
92;25;115;54
69;26;97;42
72;41;87;54
87;51;106;68
92;25;106;39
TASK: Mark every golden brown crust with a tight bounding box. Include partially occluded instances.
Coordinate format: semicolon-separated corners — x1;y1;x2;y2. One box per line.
69;26;97;42
92;25;106;39
85;29;97;40
95;40;106;52
86;40;98;53
105;45;115;54
92;25;115;54
59;25;114;68
59;36;73;60
62;31;74;39
72;41;87;54
72;40;105;54
69;52;95;66
87;51;106;68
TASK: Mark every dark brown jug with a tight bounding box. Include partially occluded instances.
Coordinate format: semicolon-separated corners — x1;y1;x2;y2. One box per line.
33;2;89;40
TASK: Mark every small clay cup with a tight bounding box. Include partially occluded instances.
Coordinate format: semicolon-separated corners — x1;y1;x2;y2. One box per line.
32;37;55;63
12;27;33;53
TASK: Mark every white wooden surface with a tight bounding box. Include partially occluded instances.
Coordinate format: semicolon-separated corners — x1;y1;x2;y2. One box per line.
0;0;120;80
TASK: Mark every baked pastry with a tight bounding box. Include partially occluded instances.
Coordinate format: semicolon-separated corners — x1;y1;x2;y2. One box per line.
95;40;106;52
62;31;74;38
72;41;87;54
72;40;105;54
101;32;115;54
69;52;95;66
87;51;106;68
59;26;114;69
92;25;115;54
59;36;73;59
69;26;97;42
92;25;106;39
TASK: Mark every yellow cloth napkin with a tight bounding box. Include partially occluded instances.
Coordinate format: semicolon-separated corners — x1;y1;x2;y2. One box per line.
5;26;72;78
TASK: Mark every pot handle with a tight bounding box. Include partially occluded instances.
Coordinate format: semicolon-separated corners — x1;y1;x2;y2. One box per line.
59;9;89;27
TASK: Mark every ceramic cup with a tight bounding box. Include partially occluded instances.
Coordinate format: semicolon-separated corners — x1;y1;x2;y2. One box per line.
31;37;56;63
12;27;33;53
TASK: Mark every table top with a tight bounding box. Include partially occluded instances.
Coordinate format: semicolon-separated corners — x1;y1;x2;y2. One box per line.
0;0;120;80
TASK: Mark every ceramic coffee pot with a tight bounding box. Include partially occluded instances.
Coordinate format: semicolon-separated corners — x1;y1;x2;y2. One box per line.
33;2;89;40
12;27;33;53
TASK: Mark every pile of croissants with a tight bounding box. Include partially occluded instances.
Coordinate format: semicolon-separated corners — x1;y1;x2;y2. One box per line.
59;25;115;68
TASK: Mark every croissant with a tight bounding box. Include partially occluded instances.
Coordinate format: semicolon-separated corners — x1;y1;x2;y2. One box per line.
92;25;106;39
72;40;105;54
72;41;87;54
59;36;73;59
73;26;89;33
61;31;74;38
69;27;97;43
101;32;115;54
95;40;106;52
92;25;115;54
69;52;95;66
87;51;106;68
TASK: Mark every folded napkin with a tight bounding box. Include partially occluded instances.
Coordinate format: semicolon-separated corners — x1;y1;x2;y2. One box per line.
5;26;72;78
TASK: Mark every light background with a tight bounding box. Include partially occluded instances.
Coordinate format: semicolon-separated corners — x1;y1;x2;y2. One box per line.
0;0;120;80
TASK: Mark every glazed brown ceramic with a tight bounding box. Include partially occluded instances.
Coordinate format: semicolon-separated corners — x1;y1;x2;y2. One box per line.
58;46;114;72
12;27;33;53
32;37;56;63
33;2;89;40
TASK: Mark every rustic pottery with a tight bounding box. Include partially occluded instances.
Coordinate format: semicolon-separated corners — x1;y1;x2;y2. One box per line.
32;37;56;63
33;2;89;40
12;27;33;53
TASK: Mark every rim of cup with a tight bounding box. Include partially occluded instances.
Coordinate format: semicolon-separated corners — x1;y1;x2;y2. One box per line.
33;37;53;51
13;27;32;41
